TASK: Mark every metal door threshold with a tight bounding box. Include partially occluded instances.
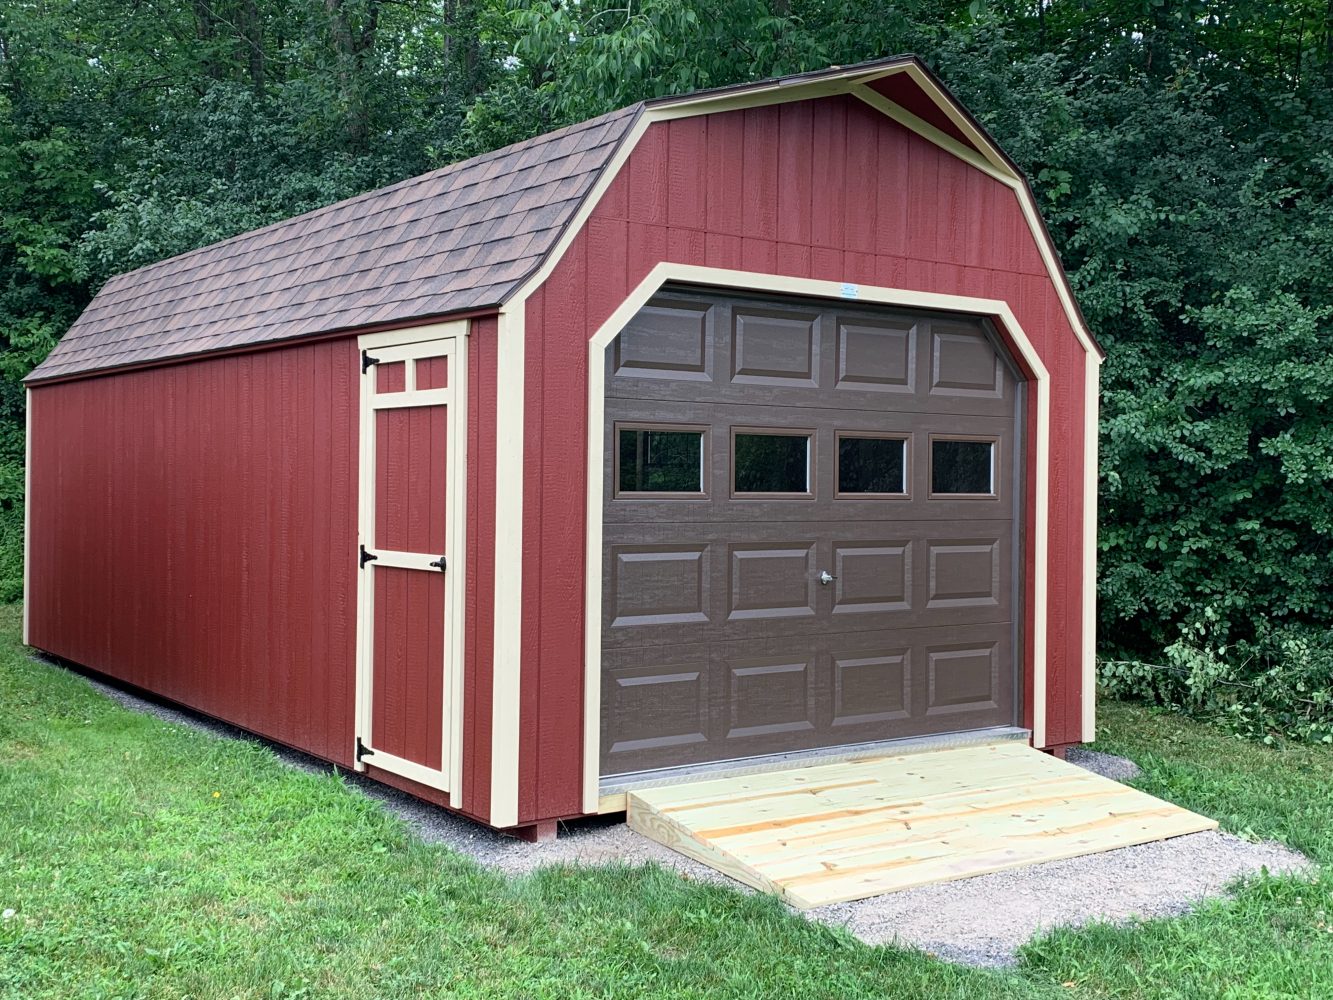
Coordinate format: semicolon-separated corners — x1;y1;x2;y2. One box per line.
599;725;1029;809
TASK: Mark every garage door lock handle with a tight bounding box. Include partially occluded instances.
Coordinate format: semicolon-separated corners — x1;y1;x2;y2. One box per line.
819;570;837;586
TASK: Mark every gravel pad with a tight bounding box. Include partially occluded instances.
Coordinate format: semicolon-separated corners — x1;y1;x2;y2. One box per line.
69;663;1316;967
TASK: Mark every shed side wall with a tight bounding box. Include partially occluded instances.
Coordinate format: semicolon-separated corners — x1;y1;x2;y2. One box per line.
518;94;1088;823
28;339;362;764
28;325;501;820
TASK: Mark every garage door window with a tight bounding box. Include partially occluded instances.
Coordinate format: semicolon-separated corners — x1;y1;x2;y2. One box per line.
837;434;908;496
616;425;706;496
733;431;812;496
931;438;996;496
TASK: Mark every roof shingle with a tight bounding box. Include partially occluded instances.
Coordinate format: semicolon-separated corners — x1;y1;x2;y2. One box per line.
30;105;641;381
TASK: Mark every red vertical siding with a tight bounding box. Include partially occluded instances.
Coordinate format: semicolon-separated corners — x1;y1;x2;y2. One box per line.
28;338;362;765
29;318;501;821
517;94;1090;822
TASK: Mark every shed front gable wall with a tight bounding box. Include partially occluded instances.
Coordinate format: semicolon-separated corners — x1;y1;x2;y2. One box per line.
511;94;1090;825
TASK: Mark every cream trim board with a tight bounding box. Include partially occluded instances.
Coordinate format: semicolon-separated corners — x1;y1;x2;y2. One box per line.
646;64;912;121
22;387;31;646
848;84;1015;186
353;330;465;796
367;747;454;792
1081;353;1101;741
650;78;854;121
489;306;525;828
373;389;451;410
450;330;469;795
580;264;1054;813
358;321;468;350
896;63;1013;177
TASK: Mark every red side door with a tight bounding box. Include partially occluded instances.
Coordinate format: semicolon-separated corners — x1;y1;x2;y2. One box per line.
354;330;464;792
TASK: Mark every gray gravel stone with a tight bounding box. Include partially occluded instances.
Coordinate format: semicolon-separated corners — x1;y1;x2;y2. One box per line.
805;830;1311;967
1066;746;1143;782
64;661;1318;968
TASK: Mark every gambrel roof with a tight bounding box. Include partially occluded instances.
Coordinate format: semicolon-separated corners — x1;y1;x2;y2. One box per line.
29;55;1097;382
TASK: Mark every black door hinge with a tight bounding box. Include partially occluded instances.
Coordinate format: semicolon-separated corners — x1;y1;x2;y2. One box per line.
361;350;379;374
356;737;374;761
429;556;446;572
359;544;378;569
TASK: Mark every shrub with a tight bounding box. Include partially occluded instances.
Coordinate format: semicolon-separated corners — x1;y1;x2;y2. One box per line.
1100;618;1333;745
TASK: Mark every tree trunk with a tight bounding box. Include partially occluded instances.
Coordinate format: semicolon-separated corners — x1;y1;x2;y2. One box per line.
193;0;223;81
325;0;380;150
238;0;265;97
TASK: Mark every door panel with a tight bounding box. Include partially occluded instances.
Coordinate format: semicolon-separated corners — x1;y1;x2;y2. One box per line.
602;292;1021;776
355;334;463;791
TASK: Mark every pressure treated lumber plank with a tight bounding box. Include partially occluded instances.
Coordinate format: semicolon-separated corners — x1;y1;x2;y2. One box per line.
627;743;1218;908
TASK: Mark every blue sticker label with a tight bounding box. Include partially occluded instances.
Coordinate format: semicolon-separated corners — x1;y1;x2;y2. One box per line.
840;283;859;299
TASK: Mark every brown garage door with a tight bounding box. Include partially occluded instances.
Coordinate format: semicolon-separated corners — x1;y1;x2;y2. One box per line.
601;289;1022;777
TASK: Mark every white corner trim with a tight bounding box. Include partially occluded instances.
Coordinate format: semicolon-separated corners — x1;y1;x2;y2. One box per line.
489;306;525;828
1081;352;1101;740
450;330;470;794
580;264;1054;811
22;387;31;646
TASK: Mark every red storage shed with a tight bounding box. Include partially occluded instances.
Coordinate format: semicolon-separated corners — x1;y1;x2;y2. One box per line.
25;56;1102;839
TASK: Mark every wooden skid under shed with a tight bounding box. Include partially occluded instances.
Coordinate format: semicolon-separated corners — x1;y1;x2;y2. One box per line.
626;742;1218;908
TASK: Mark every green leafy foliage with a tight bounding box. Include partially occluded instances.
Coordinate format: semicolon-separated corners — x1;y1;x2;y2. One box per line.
2;1;1330;737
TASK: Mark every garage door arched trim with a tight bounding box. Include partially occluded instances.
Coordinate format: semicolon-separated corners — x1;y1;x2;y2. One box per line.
581;263;1054;812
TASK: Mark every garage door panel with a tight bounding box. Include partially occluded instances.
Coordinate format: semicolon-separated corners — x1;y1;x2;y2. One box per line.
727;543;817;621
603;623;1014;775
723;654;818;740
831;647;912;726
606;382;1015;418
730;306;822;386
607;543;710;628
929;324;1007;398
602;645;711;768
612;297;715;381
834;315;917;393
603;290;1020;777
603;521;1013;648
831;541;911;615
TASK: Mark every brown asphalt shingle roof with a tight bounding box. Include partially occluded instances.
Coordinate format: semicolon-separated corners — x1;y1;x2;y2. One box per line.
29;105;641;381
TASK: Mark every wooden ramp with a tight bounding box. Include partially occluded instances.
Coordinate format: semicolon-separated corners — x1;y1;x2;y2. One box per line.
626;742;1217;908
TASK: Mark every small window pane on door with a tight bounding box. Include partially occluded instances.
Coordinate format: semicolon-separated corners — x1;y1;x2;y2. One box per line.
839;436;906;495
618;428;704;494
932;439;994;495
734;433;810;494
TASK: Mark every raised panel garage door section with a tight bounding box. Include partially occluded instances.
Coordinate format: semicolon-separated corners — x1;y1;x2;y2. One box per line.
602;290;1024;777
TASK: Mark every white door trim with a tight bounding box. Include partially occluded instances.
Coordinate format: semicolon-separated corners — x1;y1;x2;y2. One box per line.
354;322;468;795
580;264;1052;813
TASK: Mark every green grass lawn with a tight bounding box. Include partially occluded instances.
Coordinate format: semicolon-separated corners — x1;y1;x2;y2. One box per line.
0;605;1328;1000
